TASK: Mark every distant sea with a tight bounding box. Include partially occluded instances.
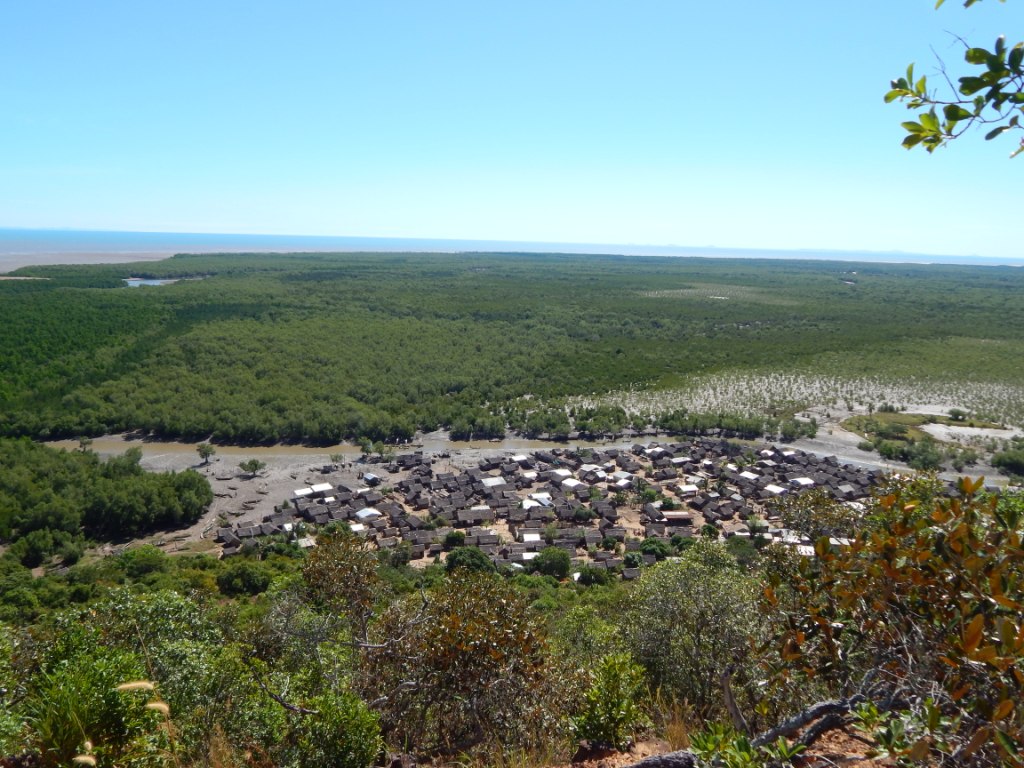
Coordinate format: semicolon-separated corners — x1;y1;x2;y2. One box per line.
1;228;1020;272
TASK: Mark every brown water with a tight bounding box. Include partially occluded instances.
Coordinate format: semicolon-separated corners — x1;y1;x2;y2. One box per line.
46;431;651;462
46;435;357;459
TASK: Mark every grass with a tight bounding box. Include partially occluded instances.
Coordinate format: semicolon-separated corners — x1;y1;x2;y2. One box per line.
171;539;219;555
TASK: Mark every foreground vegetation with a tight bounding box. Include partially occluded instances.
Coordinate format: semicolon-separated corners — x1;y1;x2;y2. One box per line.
2;452;1023;767
3;253;1023;445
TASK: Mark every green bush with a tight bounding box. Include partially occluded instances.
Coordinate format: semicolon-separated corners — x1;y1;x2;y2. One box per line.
571;652;650;749
0;625;21;753
622;542;763;718
442;529;465;550
639;537;671;561
532;546;571;579
993;449;1024;477
118;546;169;580
623;552;644;569
289;690;381;768
217;560;273;597
23;646;167;768
444;546;495;574
577;565;610;586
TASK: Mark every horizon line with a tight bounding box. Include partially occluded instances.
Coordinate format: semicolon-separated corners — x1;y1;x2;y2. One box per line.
0;226;1019;267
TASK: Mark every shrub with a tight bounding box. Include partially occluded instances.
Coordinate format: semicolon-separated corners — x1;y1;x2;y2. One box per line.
443;529;465;550
639;537;671;561
288;690;381;768
361;571;550;754
532;547;571;579
444;546;495;574
906;438;942;471
573;505;596;522
571;652;650;749
766;479;1024;764
0;625;21;753
217;560;273;597
622;542;763;718
117;545;169;580
993;449;1024;477
577;565;610;586
23;647;167;767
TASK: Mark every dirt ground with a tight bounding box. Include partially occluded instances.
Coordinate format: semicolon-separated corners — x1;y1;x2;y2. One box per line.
541;729;890;768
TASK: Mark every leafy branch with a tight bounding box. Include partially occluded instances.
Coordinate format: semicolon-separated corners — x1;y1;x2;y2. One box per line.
887;1;1024;157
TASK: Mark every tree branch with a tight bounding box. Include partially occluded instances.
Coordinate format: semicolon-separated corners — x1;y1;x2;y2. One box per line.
751;696;863;748
245;657;319;716
623;751;696;768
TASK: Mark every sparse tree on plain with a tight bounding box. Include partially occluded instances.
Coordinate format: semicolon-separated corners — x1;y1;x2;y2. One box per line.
238;458;266;478
196;442;216;465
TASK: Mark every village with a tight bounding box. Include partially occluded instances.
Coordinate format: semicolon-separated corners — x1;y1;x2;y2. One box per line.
213;437;891;575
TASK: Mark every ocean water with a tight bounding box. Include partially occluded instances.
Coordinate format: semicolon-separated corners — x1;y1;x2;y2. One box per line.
1;228;1019;272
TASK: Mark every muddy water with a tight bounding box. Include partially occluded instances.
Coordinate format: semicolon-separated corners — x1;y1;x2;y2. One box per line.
46;435;357;459
46;430;655;465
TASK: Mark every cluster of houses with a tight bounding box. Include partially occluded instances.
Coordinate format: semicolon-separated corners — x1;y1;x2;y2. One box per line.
216;438;885;573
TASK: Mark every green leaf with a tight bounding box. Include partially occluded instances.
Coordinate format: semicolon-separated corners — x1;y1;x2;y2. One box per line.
943;104;974;121
959;76;987;95
920;110;940;133
1009;46;1023;72
986;54;1008;73
994;729;1020;758
885;90;906;104
902;121;925;134
966;48;991;65
985;125;1010;140
902;134;924;149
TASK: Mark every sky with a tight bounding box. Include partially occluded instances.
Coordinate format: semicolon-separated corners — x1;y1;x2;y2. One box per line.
1;1;1021;259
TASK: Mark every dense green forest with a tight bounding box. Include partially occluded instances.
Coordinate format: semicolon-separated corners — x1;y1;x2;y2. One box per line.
0;438;212;567
2;478;1023;767
3;252;1023;444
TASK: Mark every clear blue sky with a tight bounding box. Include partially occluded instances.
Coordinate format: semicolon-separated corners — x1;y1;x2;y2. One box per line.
2;1;1021;258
